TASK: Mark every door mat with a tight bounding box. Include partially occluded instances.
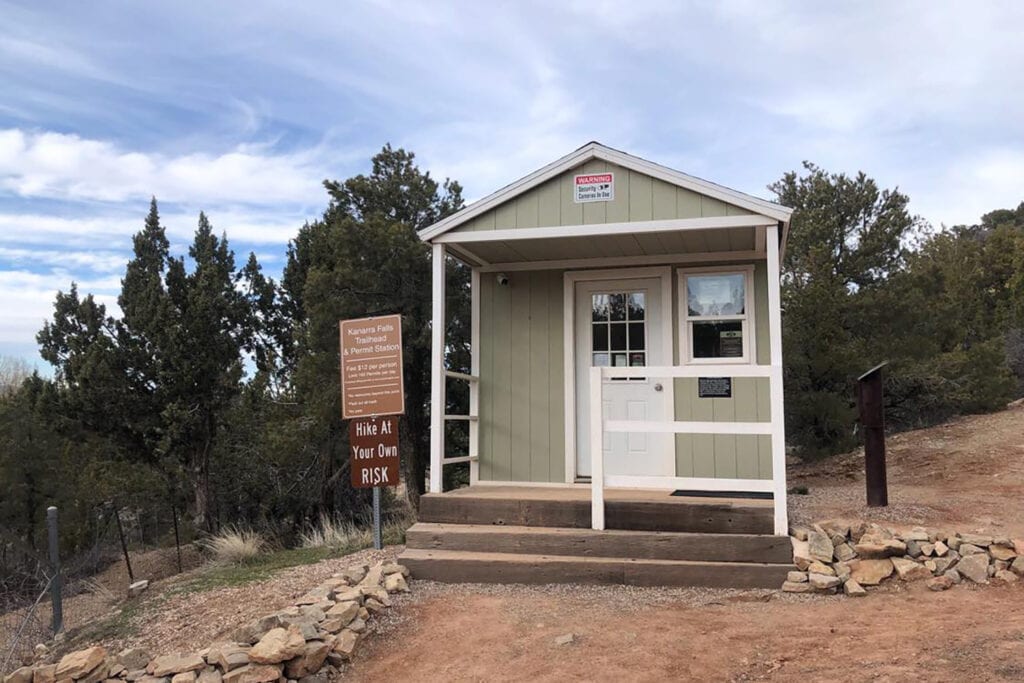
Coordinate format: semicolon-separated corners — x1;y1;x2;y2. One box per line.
670;489;773;500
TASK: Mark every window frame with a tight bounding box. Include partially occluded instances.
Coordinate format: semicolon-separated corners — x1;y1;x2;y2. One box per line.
677;265;756;365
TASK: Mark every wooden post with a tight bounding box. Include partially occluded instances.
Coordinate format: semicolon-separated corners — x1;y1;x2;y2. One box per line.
171;504;183;573
765;225;789;536
113;506;134;584
857;363;889;507
590;367;605;530
429;243;447;493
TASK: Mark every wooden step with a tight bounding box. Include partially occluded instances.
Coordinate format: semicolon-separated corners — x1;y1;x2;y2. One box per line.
398;548;791;589
406;522;792;564
419;491;773;534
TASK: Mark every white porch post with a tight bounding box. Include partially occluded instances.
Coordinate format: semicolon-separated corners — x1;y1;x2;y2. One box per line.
590;367;605;530
766;225;789;535
429;243;447;494
469;267;480;485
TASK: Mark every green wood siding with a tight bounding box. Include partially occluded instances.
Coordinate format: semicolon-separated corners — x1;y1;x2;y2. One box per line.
454;161;753;233
476;262;773;483
478;270;565;482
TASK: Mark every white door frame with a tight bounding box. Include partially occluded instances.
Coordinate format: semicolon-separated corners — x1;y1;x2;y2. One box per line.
563;266;674;483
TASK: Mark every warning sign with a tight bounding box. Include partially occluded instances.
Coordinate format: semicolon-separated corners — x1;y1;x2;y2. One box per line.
340;314;404;418
350;416;400;488
574;172;614;203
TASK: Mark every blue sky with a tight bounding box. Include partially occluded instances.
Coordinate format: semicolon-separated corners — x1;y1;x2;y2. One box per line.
2;1;1023;368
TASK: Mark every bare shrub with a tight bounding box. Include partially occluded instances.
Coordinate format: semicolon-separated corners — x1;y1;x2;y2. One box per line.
199;526;265;565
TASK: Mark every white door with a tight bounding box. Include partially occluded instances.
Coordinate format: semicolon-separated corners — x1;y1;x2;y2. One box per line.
574;277;673;479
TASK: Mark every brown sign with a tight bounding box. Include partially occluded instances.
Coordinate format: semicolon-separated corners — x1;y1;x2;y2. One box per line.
349;417;400;488
340;314;404;418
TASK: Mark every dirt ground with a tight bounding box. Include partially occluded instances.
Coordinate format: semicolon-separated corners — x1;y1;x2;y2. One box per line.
349;404;1024;682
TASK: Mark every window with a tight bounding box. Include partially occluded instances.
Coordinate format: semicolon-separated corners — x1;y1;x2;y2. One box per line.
680;267;754;363
591;291;646;379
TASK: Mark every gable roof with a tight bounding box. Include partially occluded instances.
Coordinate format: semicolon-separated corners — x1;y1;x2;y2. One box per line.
418;141;793;242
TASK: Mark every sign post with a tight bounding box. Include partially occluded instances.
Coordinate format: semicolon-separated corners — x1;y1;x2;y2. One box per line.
340;315;404;549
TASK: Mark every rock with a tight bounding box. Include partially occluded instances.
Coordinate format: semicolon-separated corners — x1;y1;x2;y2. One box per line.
331;630;359;662
128;580;150;598
336;566;368;585
945;569;962;584
283;641;331;680
806;561;835;576
833;543;856;562
380;563;409;577
553;633;575;646
818;519;850;539
989;545;1017;562
231;615;283;646
206;645;248;673
5;666;33;683
781;580;813;593
330;587;363;604
1013;539;1024;555
808;573;841;590
786;571;808;583
891;557;931;581
363;598;386;615
853;538;906;559
995;559;1010;572
988;563;997;577
919;543;935;557
833;561;852;582
959;544;985;556
357;607;369;621
294;587;332;606
118;650;151;673
931;556;957;574
346;618;366;635
109;663;126;678
359;565;384;589
996;569;1019;583
33;644;48;660
960;533;992;547
319;617;345;634
57;647;108;680
325;601;359;625
170;673;196;683
956;553;990;584
849;521;869;543
807;529;834;563
383;573;409;594
124;670;148;681
148;655;205;678
221;665;282;683
196;671;221;683
791;538;813;571
927;575;954;591
843;579;867;597
848;559;894;586
275;616;318;641
1010;557;1024;576
947;536;962;551
905;540;923;558
32;664;57;683
249;627;306;665
77;663;110;683
789;527;808;541
934;541;949;557
904;527;929;542
298;606;325;623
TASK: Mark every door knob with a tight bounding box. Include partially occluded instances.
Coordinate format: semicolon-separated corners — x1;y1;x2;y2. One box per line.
654;383;663;392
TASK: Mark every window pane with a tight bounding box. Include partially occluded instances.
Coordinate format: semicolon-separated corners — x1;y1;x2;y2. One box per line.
629;352;645;367
610;322;627;351
628;323;645;351
592;352;609;367
612;353;628;367
609;293;626;321
627;293;645;320
687;274;745;317
692;321;744;358
592;294;609;322
592;324;608;352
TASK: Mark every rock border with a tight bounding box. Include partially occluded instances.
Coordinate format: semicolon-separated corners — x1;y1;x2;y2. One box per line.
786;521;1022;596
5;562;412;683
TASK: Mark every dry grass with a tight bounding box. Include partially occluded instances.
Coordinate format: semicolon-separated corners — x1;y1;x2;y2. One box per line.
198;526;265;565
299;514;372;550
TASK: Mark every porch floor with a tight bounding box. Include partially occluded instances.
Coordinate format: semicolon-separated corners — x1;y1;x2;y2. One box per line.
435;484;773;508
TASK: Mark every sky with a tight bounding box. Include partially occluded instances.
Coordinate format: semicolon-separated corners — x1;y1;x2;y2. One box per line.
2;1;1023;368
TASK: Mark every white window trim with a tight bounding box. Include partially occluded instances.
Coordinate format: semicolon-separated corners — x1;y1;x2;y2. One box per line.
678;265;756;365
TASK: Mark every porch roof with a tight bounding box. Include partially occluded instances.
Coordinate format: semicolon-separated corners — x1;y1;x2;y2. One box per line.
419;142;793;269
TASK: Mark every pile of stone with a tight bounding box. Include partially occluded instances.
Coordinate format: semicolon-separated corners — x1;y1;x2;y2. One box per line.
4;562;411;683
784;521;1023;597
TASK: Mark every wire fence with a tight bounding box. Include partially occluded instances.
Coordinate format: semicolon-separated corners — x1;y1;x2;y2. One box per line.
1;500;202;674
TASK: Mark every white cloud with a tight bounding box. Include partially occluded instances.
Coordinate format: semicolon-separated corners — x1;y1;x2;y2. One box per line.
0;128;332;206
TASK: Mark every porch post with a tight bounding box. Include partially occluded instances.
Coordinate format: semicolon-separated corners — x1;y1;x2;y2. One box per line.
429;243;446;494
469;267;480;485
765;225;789;535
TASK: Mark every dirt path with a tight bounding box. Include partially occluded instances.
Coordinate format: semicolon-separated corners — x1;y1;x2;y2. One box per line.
353;581;1024;682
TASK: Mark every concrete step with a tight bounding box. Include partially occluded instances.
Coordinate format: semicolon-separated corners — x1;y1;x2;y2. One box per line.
405;522;792;564
419;492;773;534
399;547;791;589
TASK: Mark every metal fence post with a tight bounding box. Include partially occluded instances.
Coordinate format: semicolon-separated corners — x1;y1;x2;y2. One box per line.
372;486;382;550
46;506;62;634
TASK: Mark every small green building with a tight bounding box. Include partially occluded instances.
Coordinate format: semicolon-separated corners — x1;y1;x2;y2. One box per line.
419;142;793;536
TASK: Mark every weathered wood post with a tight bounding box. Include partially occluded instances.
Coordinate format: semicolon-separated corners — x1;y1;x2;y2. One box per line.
113;506;135;583
46;506;62;634
857;363;888;507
